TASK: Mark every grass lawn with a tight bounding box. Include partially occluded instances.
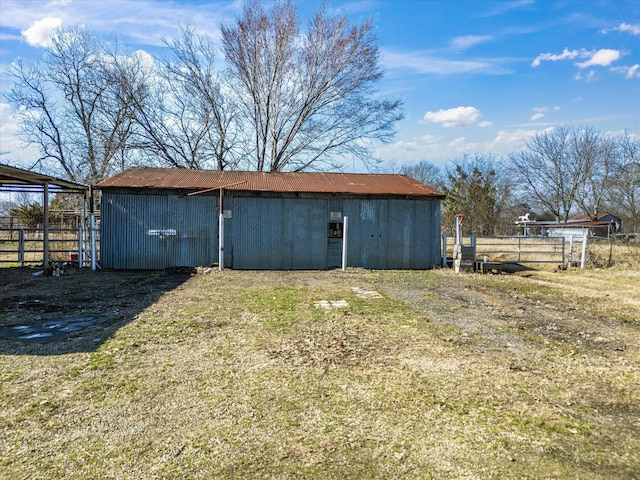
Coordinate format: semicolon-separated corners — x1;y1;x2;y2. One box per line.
1;267;639;479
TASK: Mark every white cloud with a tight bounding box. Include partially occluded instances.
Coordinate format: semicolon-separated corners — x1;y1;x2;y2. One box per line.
0;102;41;165
478;120;494;128
532;48;622;69
374;126;557;166
450;35;494;50
529;106;559;121
21;17;62;47
447;136;479;154
382;49;512;75
531;48;580;67
603;23;640;35
423;106;482;128
420;134;442;143
575;70;598;82
491;128;551;152
576;49;621;68
611;64;640;79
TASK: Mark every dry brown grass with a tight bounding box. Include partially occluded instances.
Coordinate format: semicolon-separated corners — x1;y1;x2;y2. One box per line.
1;266;639;479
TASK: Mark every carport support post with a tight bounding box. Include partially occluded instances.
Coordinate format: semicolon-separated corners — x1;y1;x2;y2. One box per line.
342;216;348;271
90;213;96;271
43;182;49;268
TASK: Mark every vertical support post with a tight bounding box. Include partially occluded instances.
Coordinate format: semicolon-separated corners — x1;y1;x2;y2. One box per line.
82;193;87;268
341;216;348;271
77;227;83;269
90;213;96;271
18;229;25;266
561;237;565;267
454;214;464;274
441;234;447;268
568;235;574;269
518;236;521;263
580;234;588;269
219;213;224;271
43;182;49;267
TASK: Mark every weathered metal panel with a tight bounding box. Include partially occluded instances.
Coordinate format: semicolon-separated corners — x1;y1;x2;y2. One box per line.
343;198;389;269
285;198;328;269
387;199;436;269
167;194;219;267
101;191;218;269
339;196;441;269
228;196;327;270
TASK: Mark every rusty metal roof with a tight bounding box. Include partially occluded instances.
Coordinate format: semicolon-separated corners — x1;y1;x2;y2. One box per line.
96;168;444;197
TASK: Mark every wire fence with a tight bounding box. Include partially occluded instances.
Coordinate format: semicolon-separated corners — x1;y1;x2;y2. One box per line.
441;234;640;269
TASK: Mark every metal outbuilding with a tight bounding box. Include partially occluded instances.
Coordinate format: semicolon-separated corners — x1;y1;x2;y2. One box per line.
96;168;444;270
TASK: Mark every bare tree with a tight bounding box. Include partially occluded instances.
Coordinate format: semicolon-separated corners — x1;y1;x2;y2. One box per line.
400;161;444;189
5;26;145;184
134;26;239;170
221;0;403;172
608;133;640;233
508;126;593;223
574;130;616;220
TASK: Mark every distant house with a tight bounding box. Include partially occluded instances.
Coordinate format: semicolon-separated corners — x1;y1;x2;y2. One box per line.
545;213;621;239
568;213;621;233
96;168;445;270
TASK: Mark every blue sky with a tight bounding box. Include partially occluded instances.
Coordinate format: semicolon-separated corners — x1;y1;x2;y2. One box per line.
0;0;639;173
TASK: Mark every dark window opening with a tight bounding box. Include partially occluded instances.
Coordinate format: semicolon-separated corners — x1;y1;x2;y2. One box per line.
328;222;343;238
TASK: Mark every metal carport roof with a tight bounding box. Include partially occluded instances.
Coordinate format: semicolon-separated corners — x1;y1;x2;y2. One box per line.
0;163;87;194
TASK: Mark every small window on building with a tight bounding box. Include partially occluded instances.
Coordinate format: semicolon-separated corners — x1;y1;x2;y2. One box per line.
328;222;343;238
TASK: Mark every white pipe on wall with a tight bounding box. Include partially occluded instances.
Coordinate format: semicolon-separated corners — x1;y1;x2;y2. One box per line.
219;212;224;271
342;216;348;271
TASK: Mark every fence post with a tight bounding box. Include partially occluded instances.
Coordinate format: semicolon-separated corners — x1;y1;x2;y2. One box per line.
518;236;521;262
441;234;447;267
580;234;588;269
18;229;25;267
77;227;83;269
561;237;565;267
568;235;574;269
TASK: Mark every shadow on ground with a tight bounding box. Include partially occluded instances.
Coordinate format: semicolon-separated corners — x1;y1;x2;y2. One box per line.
0;267;195;356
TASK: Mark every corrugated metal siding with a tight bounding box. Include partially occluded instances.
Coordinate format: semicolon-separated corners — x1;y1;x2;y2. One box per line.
101;191;218;269
341;197;440;269
343;198;388;269
387;199;439;269
228;196;327;270
100;190;441;270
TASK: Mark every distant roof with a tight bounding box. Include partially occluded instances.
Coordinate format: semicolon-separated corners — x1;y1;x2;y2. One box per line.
568;213;619;222
96;168;445;197
0;163;87;194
